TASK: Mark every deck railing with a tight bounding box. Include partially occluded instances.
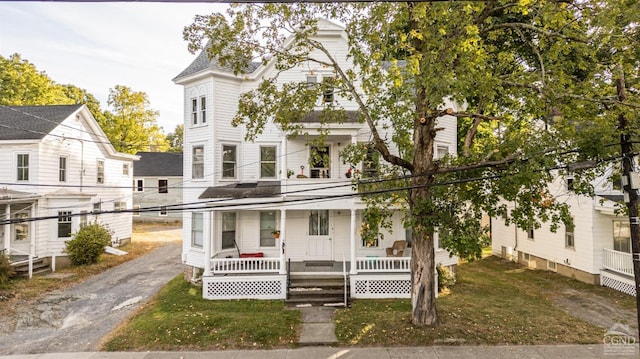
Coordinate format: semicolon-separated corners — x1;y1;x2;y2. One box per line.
211;257;281;274
602;248;633;276
356;256;410;272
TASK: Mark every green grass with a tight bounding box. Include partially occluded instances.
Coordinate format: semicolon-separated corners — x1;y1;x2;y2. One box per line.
101;276;301;351
335;256;632;346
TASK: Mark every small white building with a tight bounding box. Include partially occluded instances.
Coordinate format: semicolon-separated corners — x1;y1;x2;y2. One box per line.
133;151;183;224
173;19;458;301
0;104;137;274
491;168;636;296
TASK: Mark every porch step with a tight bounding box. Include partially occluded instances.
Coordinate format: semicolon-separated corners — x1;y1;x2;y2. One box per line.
11;257;51;277
287;275;350;307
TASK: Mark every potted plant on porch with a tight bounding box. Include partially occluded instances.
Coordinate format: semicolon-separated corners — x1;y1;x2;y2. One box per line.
271;230;280;239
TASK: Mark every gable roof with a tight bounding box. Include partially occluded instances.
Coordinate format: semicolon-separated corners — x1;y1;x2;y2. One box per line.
134;152;184;177
0;104;83;140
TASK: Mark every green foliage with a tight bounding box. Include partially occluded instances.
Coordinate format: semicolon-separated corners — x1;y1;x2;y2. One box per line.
64;222;112;266
0;253;16;285
436;264;456;292
166;124;184;153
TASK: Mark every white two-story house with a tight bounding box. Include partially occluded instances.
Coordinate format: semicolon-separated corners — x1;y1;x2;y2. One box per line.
0;104;137;275
133;151;183;224
173;19;458;301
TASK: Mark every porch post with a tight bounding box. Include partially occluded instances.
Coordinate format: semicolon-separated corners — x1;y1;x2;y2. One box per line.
279;209;287;274
3;204;9;253
203;210;212;276
350;209;357;275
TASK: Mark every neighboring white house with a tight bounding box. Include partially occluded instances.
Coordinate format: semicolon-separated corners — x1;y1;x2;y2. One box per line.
491;166;636;296
173;19;458;301
133;151;183;224
0;104;138;275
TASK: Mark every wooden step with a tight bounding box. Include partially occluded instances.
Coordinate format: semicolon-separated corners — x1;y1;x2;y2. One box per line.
286;274;350;306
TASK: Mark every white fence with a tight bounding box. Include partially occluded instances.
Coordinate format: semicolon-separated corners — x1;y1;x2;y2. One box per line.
356;257;410;272
211;257;281;274
603;248;633;276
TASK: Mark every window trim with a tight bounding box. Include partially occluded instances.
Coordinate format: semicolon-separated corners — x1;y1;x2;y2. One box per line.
259;145;277;179
222;144;237;179
191;98;198;125
200;96;207;124
96;159;105;184
259;211;277;248
221;212;236;250
132;205;141;217
158;179;169;193
123;163;130;176
134;179;144;192
59;156;67;182
17;153;29;181
565;224;575;249
191;212;203;248
58;211;72;238
192;145;205;180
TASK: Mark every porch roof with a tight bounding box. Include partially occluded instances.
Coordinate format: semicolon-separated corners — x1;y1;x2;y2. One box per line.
0;189;41;204
199;181;281;200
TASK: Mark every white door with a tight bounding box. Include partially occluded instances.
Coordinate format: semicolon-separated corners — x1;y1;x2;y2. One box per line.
308;210;332;260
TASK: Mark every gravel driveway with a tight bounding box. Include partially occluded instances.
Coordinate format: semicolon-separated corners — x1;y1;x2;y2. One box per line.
0;241;182;355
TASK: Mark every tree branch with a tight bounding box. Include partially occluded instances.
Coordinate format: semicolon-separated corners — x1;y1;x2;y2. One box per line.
482;22;587;43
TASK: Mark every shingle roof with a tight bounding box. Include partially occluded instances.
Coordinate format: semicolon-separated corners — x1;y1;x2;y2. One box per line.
199;181;281;199
173;48;262;81
0;105;83;140
134;152;183;177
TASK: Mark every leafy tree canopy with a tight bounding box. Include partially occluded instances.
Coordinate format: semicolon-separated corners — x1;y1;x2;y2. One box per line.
166;124;184;153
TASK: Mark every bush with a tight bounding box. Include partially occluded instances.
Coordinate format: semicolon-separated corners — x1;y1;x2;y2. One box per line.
437;264;456;292
64;222;112;266
0;253;15;285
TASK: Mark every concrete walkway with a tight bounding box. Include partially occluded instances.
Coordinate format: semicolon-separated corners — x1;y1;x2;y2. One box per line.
297;306;338;345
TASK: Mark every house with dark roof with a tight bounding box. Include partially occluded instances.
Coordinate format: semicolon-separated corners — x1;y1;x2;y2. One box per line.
0;104;137;276
133;151;183;223
173;19;458;302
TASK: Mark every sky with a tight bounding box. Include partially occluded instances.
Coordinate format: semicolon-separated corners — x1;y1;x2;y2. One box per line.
0;2;228;133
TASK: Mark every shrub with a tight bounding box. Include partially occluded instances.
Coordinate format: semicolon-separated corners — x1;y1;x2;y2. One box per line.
0;253;15;285
437;264;456;292
64;222;112;266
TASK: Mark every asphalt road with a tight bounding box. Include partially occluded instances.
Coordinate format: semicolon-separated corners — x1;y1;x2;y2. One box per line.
0;242;182;355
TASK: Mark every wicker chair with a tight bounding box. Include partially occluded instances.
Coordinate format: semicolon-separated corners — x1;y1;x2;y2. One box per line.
385;240;407;257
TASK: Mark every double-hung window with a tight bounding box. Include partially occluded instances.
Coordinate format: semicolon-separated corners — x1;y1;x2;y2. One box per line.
222;145;237;179
192;145;204;179
59;156;67;182
96;160;105;184
613;220;631;253
191;212;203;248
222;212;236;249
58;211;72;238
158;179;168;193
17;154;29;181
200;96;207;124
191;98;198;125
260;146;277;178
260;211;277;247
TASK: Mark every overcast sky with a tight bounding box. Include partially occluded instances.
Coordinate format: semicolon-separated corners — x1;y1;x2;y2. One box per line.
0;2;227;133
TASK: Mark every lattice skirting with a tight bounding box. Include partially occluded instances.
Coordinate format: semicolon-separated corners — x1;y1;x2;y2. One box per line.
203;275;287;300
351;274;411;299
601;274;636;297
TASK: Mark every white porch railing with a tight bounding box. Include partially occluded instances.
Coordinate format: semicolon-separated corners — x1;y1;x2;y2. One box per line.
603;248;633;276
211;257;281;274
356;256;410;272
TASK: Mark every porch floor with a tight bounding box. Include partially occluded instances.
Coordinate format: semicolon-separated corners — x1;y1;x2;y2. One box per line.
289;260;350;273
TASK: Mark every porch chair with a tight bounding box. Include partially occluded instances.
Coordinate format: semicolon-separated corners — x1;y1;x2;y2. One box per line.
386;240;407;257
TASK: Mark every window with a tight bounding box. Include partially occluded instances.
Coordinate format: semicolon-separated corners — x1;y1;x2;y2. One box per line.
59;156;67;182
436;145;449;160
159;206;167;216
260;146;277;178
222;212;236;249
123;163;129;176
200;96;207;124
17;154;29;181
260;211;277;247
363;147;378;178
13;212;29;241
405;227;413;248
158;179;168;193
527;227;534;240
80;211;88;228
191;212;203;248
566;177;574;191
565;224;575;248
306;75;317;88
192;145;204;179
93;202;102;214
222;145;237;179
132;206;140;217
114;202;126;211
191;98;198;125
134;179;144;192
309;210;329;236
58;211;72;238
322;76;335;103
613;220;631;253
310;146;330;178
97;160;104;184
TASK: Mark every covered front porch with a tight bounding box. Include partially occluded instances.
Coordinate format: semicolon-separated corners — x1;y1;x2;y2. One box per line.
601;248;636;296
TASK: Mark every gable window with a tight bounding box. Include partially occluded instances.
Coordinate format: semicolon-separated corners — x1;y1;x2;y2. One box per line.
158;179;168;193
59;156;67;182
222;212;236;249
96;160;105;184
200;96;207;124
309;210;329;236
310;146;330;178
565;224;575;248
192;145;204;179
613;220;631;253
123;163;129;176
191;98;198;125
260;211;277;247
134;179;144;192
322;76;335;103
58;211;72;238
222;145;237;179
159;206;168;216
260;146;277;178
17;154;29;181
191;212;203;248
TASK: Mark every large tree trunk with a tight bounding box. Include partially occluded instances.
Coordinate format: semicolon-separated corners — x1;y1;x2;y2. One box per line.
409;216;438;326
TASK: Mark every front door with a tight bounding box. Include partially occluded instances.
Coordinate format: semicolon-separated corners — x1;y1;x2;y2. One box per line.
308;210;332;260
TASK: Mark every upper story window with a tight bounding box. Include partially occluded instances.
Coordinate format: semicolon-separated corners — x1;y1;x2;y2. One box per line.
363;147;379;178
17;154;29;181
96;160;105;184
158;179;168;193
93;201;102;214
260;146;277;178
200;96;207;124
134;179;144;192
123;163;129;176
191;98;198;125
192;145;204;179
322;76;335;103
222;145;237;179
59;156;67;182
